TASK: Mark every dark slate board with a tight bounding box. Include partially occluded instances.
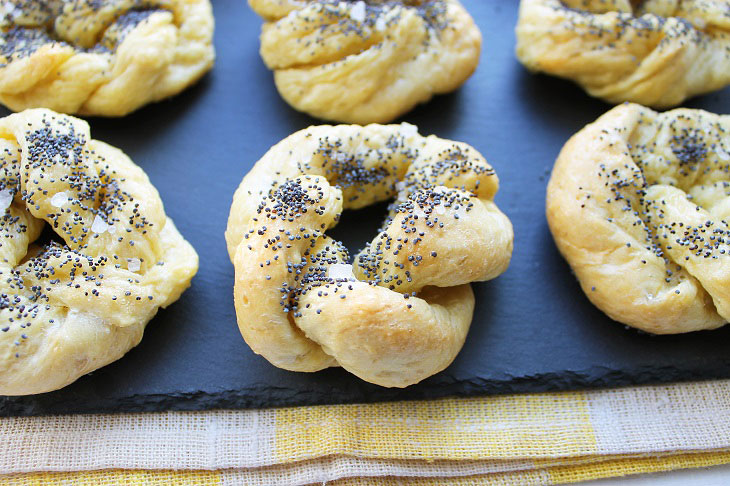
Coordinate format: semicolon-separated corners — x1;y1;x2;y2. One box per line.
2;0;730;416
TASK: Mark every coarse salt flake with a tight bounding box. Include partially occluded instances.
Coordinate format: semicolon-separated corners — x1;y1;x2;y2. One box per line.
1;2;19;18
375;16;387;32
400;123;418;138
91;215;109;234
350;1;366;22
0;189;12;212
717;146;730;161
50;192;69;208
127;258;141;273
328;263;354;280
412;204;427;218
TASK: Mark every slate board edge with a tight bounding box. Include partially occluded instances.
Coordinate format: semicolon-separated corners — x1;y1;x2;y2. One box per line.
3;362;729;417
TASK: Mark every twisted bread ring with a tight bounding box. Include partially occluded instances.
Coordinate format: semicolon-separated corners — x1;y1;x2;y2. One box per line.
226;124;513;387
516;0;730;108
0;0;214;116
548;103;730;334
0;109;198;395
248;0;481;124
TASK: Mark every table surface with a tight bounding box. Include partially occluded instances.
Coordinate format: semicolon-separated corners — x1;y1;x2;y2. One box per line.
2;0;730;416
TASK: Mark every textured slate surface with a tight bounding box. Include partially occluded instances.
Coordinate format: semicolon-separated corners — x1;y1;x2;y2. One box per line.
1;0;730;416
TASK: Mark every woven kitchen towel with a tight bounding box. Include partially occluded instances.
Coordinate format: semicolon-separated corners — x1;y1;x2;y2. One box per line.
4;451;730;485
1;380;729;484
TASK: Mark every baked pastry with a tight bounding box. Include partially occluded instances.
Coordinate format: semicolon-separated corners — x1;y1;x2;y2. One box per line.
547;103;730;334
0;0;215;116
226;123;513;387
248;0;481;124
516;0;730;108
0;109;198;395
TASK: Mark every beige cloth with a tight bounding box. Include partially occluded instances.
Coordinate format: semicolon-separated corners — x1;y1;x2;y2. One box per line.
0;380;729;484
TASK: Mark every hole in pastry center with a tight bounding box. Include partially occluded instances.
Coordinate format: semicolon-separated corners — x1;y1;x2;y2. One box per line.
20;223;67;263
34;223;67;249
326;200;391;264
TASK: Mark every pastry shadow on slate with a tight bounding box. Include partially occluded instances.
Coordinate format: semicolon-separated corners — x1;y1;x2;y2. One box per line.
255;67;468;135
81;72;215;152
0;108;200;397
516;64;730;334
390;89;466;131
514;67;611;129
0;66;214;407
241;48;314;132
52;73;217;397
514;60;730;125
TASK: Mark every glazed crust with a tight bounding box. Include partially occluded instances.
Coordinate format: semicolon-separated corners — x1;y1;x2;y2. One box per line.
0;109;198;395
248;0;481;124
547;103;730;334
227;123;513;387
516;0;730;108
0;0;215;116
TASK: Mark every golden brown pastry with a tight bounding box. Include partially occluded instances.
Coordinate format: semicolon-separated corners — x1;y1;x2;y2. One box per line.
0;0;215;116
248;0;482;124
516;0;730;108
226;123;513;387
0;109;198;395
547;103;730;334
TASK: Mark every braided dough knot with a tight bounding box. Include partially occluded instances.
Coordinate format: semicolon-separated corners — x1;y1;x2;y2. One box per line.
0;0;214;116
0;109;198;395
548;103;730;334
516;0;730;108
248;0;481;123
227;124;513;387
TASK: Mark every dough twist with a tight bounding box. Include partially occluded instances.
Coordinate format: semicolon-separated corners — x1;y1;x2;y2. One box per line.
548;103;730;334
516;0;730;108
248;0;481;124
226;123;513;387
0;0;215;116
0;109;198;395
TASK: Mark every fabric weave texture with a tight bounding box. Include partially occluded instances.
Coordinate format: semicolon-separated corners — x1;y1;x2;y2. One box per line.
1;380;729;484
